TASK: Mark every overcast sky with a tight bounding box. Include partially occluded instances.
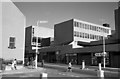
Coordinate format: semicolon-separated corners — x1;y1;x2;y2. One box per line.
14;2;118;30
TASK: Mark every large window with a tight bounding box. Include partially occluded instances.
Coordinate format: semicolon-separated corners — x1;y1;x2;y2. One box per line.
8;37;16;49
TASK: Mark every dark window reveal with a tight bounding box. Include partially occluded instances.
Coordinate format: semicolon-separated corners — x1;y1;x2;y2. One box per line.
8;37;16;49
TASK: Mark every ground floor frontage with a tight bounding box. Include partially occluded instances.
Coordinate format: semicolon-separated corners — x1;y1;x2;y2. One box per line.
25;44;120;68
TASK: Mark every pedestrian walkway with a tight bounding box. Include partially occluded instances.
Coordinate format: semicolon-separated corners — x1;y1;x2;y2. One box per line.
2;66;44;75
5;65;23;71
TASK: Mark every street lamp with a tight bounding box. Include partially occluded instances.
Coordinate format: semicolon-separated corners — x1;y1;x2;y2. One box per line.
100;19;107;68
103;35;106;68
35;21;39;69
35;20;48;69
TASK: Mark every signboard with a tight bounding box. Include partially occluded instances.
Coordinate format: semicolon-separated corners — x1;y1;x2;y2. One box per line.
32;47;40;50
95;52;107;57
95;53;102;57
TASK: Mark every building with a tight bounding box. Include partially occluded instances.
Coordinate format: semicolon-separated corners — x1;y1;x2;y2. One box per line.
54;19;111;48
25;2;120;68
38;19;112;65
114;1;120;40
25;26;54;62
1;0;26;62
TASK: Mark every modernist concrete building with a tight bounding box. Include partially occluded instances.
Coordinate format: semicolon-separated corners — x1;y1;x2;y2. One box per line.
25;26;54;62
54;19;111;48
25;2;120;68
1;0;26;62
38;19;112;66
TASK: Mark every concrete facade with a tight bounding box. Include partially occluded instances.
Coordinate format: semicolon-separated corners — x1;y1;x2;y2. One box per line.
54;19;111;48
25;26;54;62
2;0;26;61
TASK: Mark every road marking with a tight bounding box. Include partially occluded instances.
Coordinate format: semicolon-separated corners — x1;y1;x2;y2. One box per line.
19;74;34;78
62;73;66;75
74;76;80;77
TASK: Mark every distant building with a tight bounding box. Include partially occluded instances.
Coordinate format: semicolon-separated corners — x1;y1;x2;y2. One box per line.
114;1;120;40
54;19;111;48
25;26;54;61
2;0;26;62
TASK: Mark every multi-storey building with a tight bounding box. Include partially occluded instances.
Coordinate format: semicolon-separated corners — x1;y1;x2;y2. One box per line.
54;19;111;48
24;2;120;68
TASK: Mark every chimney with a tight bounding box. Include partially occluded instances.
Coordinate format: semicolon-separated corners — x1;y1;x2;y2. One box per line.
103;23;110;27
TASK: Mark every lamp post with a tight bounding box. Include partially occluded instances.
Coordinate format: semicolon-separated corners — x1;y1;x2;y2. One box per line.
35;20;48;69
100;18;106;68
103;32;106;68
35;21;39;69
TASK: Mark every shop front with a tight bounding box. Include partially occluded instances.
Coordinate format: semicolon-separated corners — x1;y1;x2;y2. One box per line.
65;53;77;64
91;52;110;66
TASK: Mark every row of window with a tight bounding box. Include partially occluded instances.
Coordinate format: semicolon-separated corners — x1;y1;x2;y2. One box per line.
74;21;109;33
32;37;41;43
74;31;104;40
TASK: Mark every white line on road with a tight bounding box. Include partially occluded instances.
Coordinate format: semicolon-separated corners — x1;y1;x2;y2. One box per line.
19;74;34;78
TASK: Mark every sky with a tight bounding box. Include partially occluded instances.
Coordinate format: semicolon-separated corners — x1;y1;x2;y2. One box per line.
14;2;118;30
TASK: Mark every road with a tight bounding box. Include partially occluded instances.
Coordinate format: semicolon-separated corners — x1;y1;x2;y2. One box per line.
1;67;99;79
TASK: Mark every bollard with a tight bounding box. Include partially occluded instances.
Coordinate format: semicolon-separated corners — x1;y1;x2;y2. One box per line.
82;60;85;69
40;73;48;79
97;70;104;77
99;63;101;70
97;63;104;77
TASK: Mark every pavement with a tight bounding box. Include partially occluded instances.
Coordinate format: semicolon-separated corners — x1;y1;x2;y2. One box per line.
0;63;120;78
1;66;45;75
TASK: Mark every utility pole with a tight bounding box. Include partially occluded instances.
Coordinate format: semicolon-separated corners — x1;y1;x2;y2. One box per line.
100;18;106;68
103;35;106;68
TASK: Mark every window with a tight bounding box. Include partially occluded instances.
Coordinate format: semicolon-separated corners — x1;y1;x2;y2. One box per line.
85;33;87;38
8;37;16;49
74;31;77;36
79;32;82;37
90;25;92;30
94;26;97;31
86;24;89;29
76;32;79;37
92;26;95;31
76;22;79;27
32;28;34;34
83;33;85;38
85;24;87;29
74;21;77;27
32;37;36;43
107;29;109;33
79;23;82;28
